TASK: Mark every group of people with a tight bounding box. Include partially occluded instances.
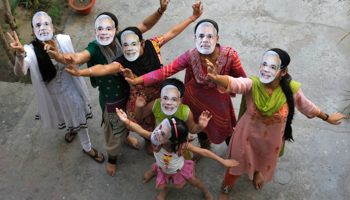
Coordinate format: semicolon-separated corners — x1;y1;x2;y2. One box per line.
7;0;347;199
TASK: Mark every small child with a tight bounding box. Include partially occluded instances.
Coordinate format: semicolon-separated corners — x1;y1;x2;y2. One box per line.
116;108;239;200
134;78;212;161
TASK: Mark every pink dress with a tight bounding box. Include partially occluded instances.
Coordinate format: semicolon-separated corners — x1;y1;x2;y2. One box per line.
224;77;320;182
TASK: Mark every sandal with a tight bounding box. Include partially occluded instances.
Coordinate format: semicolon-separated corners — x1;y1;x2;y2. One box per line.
65;132;77;143
83;148;105;164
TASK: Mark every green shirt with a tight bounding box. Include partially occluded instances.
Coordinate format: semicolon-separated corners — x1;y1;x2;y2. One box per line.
152;99;190;127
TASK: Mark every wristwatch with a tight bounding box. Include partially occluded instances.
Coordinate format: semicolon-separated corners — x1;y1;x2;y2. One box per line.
16;51;27;58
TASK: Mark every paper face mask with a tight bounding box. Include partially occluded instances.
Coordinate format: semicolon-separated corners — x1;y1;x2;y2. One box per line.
161;85;181;116
32;12;54;42
195;22;218;55
95;15;116;46
121;31;140;62
259;54;281;84
151;119;171;145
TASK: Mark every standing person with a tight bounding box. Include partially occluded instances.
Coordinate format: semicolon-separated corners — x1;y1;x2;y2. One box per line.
115;108;239;200
64;2;204;160
205;48;347;200
47;0;174;177
7;11;104;163
125;19;247;161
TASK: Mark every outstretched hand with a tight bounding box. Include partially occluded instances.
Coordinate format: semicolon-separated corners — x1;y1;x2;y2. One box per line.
159;0;170;13
198;110;212;129
64;56;80;76
135;92;147;108
192;1;204;20
120;68;134;80
222;159;239;168
115;108;129;124
327;113;348;125
41;39;59;60
206;59;219;80
7;31;25;55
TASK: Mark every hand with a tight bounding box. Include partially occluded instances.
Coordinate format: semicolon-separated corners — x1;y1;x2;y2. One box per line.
222;159;239;168
7;31;25;55
159;0;170;13
327;113;348;125
125;74;144;86
206;59;219;80
135;92;147;108
64;56;80;76
191;1;204;20
41;39;59;60
120;68;134;80
115;108;129;123
198;110;212;128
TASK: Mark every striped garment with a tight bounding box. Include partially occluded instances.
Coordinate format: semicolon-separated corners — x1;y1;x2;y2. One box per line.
142;45;247;144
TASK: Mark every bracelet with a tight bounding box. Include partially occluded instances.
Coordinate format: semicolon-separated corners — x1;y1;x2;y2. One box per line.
89;68;92;77
189;16;195;23
323;113;329;121
158;8;164;15
126;119;131;128
16;51;27;58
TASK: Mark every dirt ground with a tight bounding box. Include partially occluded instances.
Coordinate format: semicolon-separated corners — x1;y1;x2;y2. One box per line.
0;1;72;84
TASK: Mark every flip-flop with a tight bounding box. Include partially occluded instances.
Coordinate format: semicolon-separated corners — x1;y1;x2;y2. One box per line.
83;148;105;164
65;132;77;143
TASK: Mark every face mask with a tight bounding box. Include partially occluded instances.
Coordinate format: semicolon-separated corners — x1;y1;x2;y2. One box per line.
195;22;217;55
150;119;171;145
95;15;116;46
160;86;180;116
121;30;140;62
32;13;54;42
259;54;281;84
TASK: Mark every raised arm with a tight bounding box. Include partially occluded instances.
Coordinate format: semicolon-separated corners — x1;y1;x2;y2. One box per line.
186;143;239;168
206;59;230;88
65;56;121;77
162;1;203;45
136;0;170;33
116;108;152;139
50;50;91;65
186;110;212;134
7;31;28;77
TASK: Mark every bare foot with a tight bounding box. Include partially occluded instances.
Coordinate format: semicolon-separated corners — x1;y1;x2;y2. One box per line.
253;171;264;189
204;189;214;200
156;187;170;200
142;170;157;183
146;140;153;155
192;152;202;163
125;135;140;150
106;162;116;177
218;193;230;200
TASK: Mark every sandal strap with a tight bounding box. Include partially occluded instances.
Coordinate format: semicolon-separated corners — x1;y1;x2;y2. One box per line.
221;181;233;194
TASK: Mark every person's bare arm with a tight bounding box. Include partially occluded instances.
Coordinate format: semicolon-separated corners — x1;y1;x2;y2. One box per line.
116;108;152;139
162;1;203;45
135;95;155;119
65;57;121;77
186;110;211;134
136;0;170;33
187;143;239;168
7;31;28;77
48;49;91;65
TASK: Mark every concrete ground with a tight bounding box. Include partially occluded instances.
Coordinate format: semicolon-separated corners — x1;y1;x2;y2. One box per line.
1;0;350;199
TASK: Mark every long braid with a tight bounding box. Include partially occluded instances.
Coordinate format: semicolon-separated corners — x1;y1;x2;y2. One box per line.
280;73;294;142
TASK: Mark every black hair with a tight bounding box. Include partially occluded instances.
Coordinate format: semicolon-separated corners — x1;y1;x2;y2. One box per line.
267;48;294;142
280;73;295;142
160;78;185;98
168;117;189;153
194;19;219;35
121;27;143;43
96;12;119;28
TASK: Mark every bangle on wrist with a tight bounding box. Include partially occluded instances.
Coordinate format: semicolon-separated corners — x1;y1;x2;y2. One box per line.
16;51;27;58
189;16;195;23
158;7;164;15
323;113;329;121
89;68;92;77
126;119;131;128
